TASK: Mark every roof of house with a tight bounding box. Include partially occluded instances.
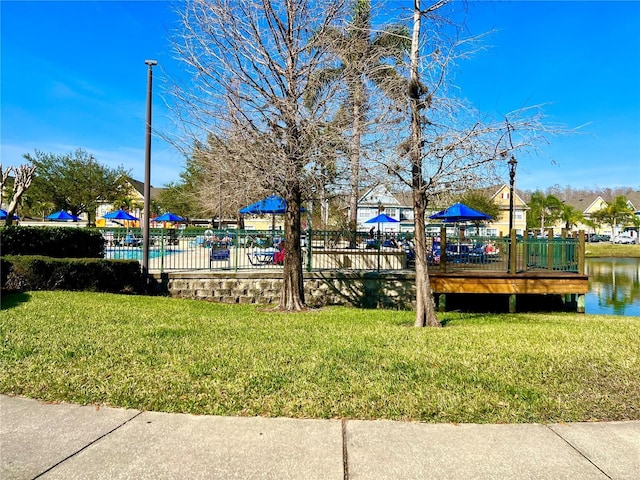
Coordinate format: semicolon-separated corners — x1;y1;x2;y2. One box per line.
127;177;164;201
553;189;640;214
347;184;640;216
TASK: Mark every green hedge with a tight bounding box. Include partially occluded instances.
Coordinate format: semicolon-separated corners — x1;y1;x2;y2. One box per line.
2;256;143;294
0;226;105;258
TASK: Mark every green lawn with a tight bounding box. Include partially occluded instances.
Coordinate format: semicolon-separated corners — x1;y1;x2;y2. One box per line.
585;242;640;258
1;291;638;424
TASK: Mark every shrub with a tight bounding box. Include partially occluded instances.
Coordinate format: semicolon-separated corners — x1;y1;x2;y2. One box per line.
2;256;143;294
0;226;105;258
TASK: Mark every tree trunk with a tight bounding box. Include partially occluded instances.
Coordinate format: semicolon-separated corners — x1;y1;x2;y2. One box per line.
410;0;440;328
278;186;306;311
412;191;440;327
4;165;35;227
348;82;364;247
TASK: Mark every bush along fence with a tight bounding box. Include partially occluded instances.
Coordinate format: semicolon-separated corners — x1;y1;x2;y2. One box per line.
1;256;143;294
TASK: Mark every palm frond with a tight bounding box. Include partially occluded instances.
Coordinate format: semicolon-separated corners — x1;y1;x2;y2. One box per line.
304;66;345;108
367;64;408;103
371;24;411;60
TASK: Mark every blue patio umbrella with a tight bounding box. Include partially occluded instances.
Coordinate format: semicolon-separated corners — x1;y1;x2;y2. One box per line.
240;195;304;232
240;195;288;215
0;209;19;220
365;213;400;225
429;203;492;223
154;212;186;222
365;213;400;237
46;210;79;221
102;209;139;221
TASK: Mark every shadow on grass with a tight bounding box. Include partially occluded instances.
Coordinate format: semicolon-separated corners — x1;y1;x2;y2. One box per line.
1;292;31;310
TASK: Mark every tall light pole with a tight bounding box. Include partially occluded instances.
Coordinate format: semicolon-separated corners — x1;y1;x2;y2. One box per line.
507;156;518;274
87;154;93;227
508;156;517;234
142;59;157;288
218;170;222;230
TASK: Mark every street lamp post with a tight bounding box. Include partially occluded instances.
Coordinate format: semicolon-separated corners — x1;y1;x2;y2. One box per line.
218;170;222;230
142;59;157;288
376;200;383;272
507;156;517;274
87;154;93;227
508;156;517;234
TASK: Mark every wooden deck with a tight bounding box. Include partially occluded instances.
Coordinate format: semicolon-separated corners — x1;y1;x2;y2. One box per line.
429;270;588;295
427;270;589;313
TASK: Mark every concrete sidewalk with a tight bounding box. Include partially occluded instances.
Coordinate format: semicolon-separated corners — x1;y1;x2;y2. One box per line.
1;395;638;479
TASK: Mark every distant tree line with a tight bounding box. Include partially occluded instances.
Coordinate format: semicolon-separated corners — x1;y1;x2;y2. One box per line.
522;186;639;233
1;149;147;225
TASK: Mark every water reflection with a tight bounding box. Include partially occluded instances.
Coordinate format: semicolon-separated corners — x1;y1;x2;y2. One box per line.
586;257;640;316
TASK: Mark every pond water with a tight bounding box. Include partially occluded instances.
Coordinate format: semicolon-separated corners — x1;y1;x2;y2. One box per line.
586;257;640;316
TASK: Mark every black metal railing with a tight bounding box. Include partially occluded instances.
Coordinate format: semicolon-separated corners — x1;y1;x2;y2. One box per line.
100;227;583;274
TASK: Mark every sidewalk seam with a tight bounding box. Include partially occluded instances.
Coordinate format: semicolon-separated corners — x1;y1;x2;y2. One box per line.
342;418;349;480
545;424;613;479
31;410;144;480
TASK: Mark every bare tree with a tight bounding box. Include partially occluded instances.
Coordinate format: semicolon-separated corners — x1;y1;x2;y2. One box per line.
386;1;558;326
170;0;347;310
0;163;11;207
407;0;442;327
1;163;36;226
190;134;278;225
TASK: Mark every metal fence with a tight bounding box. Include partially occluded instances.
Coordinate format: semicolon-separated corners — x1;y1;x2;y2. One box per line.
434;235;510;273
100;228;582;274
437;235;580;273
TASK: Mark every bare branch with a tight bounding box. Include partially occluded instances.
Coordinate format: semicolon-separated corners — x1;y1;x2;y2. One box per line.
3;164;36;226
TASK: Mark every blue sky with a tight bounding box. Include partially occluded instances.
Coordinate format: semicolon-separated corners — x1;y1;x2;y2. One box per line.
1;0;639;192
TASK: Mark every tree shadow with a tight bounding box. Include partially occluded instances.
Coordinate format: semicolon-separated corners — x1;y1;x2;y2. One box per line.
1;291;31;310
313;271;414;310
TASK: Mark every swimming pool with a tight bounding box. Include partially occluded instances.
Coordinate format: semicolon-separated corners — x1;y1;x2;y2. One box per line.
105;249;182;260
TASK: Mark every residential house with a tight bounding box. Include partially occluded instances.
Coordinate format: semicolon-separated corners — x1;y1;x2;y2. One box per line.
488;184;528;237
95;177;164;227
558;194;609;236
355;184;413;233
554;190;640;237
352;184;527;237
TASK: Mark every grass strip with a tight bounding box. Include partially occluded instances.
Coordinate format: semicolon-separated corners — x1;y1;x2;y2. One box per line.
1;291;638;423
585;243;640;258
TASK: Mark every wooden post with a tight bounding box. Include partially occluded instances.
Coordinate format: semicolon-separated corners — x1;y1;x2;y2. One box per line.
563;294;577;310
577;229;585;275
523;230;529;272
440;225;447;273
577;294;585;313
546;228;554;270
509;229;517;274
438;293;446;312
509;294;517;313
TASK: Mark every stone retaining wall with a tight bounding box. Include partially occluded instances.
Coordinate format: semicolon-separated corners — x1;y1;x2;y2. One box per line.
152;271;417;309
